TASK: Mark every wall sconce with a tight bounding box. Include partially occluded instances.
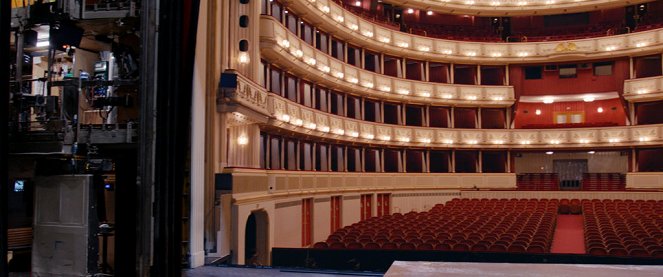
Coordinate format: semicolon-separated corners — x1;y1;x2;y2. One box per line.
535;109;542;115
238;52;250;64
237;135;249;145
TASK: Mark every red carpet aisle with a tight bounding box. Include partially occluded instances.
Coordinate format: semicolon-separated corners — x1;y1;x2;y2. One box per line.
550;215;586;254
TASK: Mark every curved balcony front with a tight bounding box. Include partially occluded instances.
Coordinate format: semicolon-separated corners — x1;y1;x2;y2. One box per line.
282;0;663;63
380;0;652;16
261;16;515;107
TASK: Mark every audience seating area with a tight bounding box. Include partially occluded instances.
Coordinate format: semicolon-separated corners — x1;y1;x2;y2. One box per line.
582;173;626;191
518;173;627;191
517;173;559;191
314;198;557;254
583;199;663;258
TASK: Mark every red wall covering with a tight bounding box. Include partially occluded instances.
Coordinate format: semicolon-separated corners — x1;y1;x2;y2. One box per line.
514;98;627;128
509;59;630;96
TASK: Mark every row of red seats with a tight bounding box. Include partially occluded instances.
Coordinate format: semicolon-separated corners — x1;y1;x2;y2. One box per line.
582;173;626;191
315;198;557;254
517;173;560;191
583;200;663;258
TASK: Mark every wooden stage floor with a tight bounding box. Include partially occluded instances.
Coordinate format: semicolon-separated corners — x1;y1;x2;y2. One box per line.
385;261;663;277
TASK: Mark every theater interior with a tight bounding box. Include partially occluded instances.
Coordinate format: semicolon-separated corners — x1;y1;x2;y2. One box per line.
2;0;663;276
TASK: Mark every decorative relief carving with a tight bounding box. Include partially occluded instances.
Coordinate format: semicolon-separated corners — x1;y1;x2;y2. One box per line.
554;42;578;52
301;109;314;124
329;116;342;127
377;126;393;137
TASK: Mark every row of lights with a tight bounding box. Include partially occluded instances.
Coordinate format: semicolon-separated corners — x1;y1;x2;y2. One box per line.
534;106;604;116
277;36;507;101
311;1;652;57
546;150;597;155
275;113;652;145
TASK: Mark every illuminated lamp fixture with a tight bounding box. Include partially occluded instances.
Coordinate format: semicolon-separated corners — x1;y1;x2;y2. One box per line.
418;46;430;52
466;95;478;100
550;140;560;145
378;135;391;141
279;114;291;122
348;131;359;137
465;0;475;4
579;139;590;144
420;138;432;143
292;49;303;57
597;107;604;113
406;8;414;14
517;51;529;57
493;140;504;144
355;0;361;7
520;140;531;145
492;96;504;101
333;129;345;135
465;51;477;57
334;15;344;23
396;89;410;95
467;140;478;145
604;45;617;51
635;42;648;48
364;134;376;140
320;5;330;13
398;137;410;143
442;94;453;99
378;86;391;92
280;39;290;48
583;96;595;102
305;57;317;66
396;41;409;48
608;138;620;143
517;1;528;6
318;65;330;73
491;52;503;57
535;109;542;115
441;49;453;55
545;151;554;155
347;77;359;84
419;91;431;97
490;1;501;6
237;136;249;145
636;89;648;94
348;24;359;31
292;119;303;126
305;122;317;129
543;98;554;104
237;52;250;64
319;126;330;133
545;0;556;4
362;30;374;37
378;37;391;43
588;151;596;154
426;11;433;15
443;139;454;144
362;82;374;88
333;71;344;78
639;137;650;142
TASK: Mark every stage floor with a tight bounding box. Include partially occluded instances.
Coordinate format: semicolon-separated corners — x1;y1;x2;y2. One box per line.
385;261;663;277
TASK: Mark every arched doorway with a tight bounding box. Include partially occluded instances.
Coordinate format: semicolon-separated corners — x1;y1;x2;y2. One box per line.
244;210;269;265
